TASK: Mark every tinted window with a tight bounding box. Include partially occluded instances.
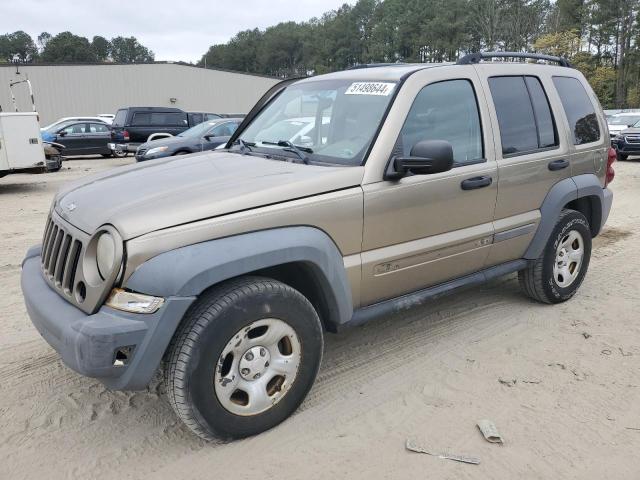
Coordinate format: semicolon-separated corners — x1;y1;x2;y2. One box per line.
489;77;538;155
131;112;151;126
189;113;203;125
525;77;557;148
399;79;483;164
112;109;127;127
150;112;188;126
553;76;600;144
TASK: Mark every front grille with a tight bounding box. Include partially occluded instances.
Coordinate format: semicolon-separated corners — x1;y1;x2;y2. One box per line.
41;214;83;297
136;148;147;157
625;135;640;144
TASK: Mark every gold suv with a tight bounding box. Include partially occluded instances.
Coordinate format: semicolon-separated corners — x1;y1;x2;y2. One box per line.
21;52;615;440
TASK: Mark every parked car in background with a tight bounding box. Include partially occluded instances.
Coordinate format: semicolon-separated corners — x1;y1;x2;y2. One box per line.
611;120;640;160
109;107;224;154
44;120;116;157
135;118;242;161
97;114;115;124
607;112;640;138
41;116;109;133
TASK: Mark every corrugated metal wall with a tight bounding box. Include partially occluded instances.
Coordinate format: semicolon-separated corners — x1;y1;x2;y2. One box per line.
0;63;279;125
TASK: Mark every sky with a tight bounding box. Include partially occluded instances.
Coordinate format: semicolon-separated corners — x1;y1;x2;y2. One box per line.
1;0;355;63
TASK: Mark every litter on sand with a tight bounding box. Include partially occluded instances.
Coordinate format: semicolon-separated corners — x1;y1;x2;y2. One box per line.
477;419;504;444
405;439;480;465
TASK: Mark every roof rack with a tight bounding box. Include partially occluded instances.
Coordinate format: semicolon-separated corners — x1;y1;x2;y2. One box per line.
457;52;572;68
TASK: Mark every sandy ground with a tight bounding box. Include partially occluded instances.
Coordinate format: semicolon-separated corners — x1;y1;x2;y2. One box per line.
1;156;639;480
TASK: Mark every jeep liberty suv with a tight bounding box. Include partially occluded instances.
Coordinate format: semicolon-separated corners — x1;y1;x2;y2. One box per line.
21;52;615;440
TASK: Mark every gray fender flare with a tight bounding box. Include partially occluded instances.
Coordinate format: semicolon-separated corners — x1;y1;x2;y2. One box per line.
524;174;604;259
125;226;354;327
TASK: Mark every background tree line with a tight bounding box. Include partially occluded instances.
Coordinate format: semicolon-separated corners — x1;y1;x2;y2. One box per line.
200;0;640;108
0;31;154;64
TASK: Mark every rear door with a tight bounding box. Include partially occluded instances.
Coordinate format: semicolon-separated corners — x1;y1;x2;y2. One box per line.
476;67;571;267
360;69;498;306
86;122;111;154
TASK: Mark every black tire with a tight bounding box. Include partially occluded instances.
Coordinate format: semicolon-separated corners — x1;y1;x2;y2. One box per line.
173;151;189;156
519;209;592;304
164;276;323;440
101;153;113;158
617;152;628;161
113;149;127;158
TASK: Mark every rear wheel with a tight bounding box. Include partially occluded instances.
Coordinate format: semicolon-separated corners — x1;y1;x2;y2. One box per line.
519;209;592;304
164;276;323;440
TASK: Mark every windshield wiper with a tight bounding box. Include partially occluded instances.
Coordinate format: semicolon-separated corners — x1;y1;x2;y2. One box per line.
261;140;312;164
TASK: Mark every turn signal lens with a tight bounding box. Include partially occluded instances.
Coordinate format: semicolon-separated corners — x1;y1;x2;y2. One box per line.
105;288;164;314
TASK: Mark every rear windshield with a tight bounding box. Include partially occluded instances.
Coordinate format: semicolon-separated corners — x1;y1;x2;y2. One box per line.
112;109;127;127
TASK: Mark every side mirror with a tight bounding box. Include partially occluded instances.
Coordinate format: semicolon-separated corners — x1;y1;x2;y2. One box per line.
203;134;213;141
389;140;454;179
58;131;67;137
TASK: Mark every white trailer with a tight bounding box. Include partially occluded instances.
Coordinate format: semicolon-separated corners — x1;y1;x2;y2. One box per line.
0;112;47;178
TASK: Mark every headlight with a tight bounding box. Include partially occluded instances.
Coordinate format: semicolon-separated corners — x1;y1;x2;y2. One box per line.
145;146;169;156
106;288;164;314
96;232;116;280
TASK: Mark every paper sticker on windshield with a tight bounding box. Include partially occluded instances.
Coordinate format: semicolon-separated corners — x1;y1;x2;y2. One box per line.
345;82;395;96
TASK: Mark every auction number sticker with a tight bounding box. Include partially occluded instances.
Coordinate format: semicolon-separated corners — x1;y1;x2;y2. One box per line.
345;82;396;96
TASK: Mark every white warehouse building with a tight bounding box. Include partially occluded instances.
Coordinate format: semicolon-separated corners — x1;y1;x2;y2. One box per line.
0;62;280;125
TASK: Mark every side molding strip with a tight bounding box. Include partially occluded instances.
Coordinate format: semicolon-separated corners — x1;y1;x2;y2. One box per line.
341;259;527;330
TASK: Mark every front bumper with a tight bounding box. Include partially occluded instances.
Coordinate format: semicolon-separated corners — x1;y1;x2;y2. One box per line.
612;139;640;155
21;246;195;390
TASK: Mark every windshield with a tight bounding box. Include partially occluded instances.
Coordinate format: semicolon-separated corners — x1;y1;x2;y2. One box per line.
178;121;219;138
609;115;640;126
238;79;397;165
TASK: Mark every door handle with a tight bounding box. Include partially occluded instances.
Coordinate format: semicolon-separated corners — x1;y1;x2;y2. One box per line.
461;176;492;190
548;159;569;171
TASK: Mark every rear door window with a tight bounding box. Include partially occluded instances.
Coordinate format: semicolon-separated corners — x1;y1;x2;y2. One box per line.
489;76;559;156
89;123;109;133
552;76;600;145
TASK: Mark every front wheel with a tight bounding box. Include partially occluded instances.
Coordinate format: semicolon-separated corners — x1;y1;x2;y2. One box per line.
616;152;628;161
519;209;592;304
164;276;323;440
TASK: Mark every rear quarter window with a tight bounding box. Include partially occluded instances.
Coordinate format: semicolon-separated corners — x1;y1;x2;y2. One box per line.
552;76;600;145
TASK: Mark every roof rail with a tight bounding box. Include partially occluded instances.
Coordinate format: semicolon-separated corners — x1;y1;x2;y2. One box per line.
347;63;405;70
457;52;573;68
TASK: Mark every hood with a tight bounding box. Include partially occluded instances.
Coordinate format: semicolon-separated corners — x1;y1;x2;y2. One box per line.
54;151;364;240
618;127;640;136
139;135;197;150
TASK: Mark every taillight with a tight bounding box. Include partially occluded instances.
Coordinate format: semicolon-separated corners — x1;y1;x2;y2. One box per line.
605;147;616;187
123;130;130;141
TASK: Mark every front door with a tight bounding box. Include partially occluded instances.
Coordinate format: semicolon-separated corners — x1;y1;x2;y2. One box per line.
57;122;89;155
360;72;498;306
